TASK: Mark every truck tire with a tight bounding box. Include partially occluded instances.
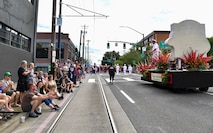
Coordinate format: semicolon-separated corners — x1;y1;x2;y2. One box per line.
199;87;209;92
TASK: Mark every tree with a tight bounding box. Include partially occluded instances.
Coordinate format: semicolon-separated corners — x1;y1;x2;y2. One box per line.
207;37;213;56
207;37;213;67
116;50;141;66
101;51;120;65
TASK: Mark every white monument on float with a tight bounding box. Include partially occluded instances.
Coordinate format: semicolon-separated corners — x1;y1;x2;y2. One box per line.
165;19;210;60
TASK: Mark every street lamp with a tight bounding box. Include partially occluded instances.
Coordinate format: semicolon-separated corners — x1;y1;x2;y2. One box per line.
120;26;144;52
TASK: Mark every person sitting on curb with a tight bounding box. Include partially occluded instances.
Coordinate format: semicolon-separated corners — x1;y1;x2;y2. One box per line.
0;80;14;112
45;75;63;100
21;83;56;118
64;75;73;93
1;72;20;107
36;81;60;111
0;93;14;112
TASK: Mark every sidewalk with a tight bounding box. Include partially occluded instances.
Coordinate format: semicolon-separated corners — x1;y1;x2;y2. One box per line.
0;74;137;133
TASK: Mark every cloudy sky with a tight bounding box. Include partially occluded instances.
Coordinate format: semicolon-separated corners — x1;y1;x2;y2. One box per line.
37;0;213;65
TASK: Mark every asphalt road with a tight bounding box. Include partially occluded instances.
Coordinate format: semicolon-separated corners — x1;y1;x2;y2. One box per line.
101;73;213;133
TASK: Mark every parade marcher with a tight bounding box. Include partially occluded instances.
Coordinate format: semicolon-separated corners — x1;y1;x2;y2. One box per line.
128;65;133;74
108;64;116;84
116;64;120;74
123;64;127;75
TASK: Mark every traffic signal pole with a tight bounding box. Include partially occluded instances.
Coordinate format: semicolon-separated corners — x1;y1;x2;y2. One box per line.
107;41;132;49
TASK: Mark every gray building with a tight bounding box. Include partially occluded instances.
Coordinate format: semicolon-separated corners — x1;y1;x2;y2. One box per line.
0;0;39;81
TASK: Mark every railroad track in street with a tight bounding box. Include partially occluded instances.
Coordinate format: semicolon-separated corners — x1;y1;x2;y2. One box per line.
46;74;117;133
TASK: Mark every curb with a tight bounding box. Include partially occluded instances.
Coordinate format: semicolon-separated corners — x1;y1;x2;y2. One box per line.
99;75;137;133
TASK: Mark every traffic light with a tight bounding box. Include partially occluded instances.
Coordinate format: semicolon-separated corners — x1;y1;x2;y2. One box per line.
75;48;78;55
123;43;126;49
107;43;110;49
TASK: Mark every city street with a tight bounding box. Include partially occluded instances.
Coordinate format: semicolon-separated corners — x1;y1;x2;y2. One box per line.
101;73;213;133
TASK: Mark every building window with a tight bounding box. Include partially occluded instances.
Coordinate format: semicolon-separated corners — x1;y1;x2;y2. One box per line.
36;42;49;58
22;35;31;51
11;30;21;48
0;22;31;52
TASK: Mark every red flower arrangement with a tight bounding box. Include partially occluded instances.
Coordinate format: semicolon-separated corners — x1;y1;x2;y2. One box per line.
151;54;170;70
138;63;155;72
182;49;211;70
138;63;155;79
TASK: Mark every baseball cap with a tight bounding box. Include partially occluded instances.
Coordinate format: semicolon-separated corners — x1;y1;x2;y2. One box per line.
4;72;12;76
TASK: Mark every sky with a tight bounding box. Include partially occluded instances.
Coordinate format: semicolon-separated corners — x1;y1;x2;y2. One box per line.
37;0;213;65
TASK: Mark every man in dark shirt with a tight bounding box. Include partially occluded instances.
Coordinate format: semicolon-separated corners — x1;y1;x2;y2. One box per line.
108;64;116;84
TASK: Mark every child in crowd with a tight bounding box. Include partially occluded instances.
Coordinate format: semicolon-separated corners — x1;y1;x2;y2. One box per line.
60;79;66;93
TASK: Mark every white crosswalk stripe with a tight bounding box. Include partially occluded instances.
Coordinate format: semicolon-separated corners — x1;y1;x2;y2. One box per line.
123;78;135;81
105;77;135;83
88;79;95;83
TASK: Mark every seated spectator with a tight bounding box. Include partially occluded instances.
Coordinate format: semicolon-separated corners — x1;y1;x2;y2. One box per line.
1;72;20;107
60;78;66;93
45;75;63;99
43;73;48;84
21;83;56;118
64;75;73;93
36;81;60;111
37;71;44;83
0;93;14;112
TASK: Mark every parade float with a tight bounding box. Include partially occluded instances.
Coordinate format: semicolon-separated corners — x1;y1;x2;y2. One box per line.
140;20;213;91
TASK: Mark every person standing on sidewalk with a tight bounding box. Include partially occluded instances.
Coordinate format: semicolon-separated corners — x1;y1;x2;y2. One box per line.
16;60;31;104
108;64;116;84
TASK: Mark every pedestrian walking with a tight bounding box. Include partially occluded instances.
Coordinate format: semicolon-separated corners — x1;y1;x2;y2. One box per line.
108;64;115;84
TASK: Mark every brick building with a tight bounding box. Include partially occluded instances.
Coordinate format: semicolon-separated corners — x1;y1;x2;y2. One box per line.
141;31;170;45
36;32;77;73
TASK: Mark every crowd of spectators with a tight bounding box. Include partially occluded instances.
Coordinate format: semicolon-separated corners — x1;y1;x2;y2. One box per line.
0;59;85;118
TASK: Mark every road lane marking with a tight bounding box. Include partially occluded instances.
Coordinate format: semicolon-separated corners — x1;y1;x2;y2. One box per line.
88;79;95;83
123;78;135;81
105;78;110;82
120;90;135;103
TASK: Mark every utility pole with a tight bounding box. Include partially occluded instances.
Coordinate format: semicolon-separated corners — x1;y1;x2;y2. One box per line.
51;0;57;79
78;30;83;62
86;40;90;61
82;25;87;64
58;0;62;63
